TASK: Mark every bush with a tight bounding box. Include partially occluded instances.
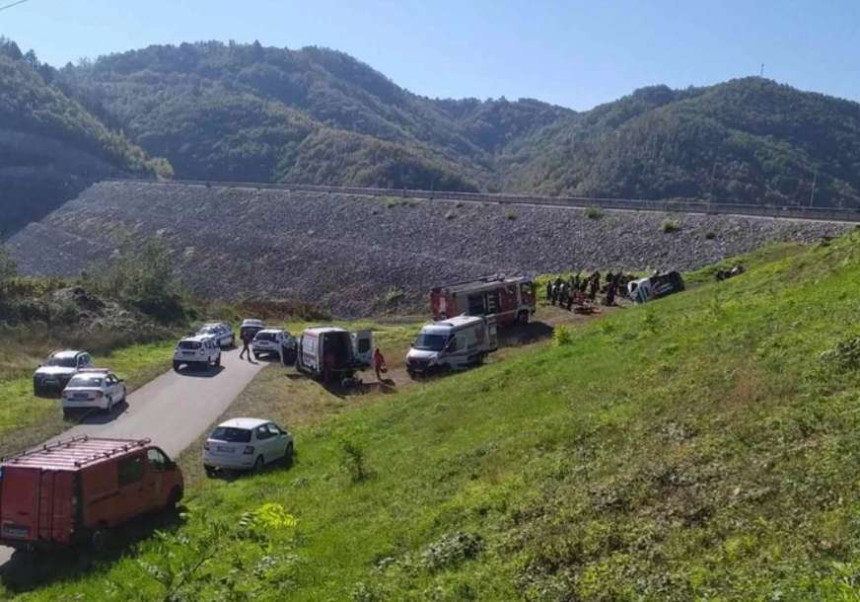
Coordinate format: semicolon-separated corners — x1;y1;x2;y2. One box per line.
584;206;602;220
419;531;483;572
504;208;518;220
340;439;370;483
705;231;717;240
662;219;681;234
86;234;185;322
553;325;573;347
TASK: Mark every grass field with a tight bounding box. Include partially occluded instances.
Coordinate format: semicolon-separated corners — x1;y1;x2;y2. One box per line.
14;235;860;600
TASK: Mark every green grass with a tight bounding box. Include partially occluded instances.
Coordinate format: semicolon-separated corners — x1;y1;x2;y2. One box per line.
18;234;860;600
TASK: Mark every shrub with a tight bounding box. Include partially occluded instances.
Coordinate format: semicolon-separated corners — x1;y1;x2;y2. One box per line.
820;336;860;372
585;206;602;220
662;219;681;234
341;439;370;483
705;231;717;240
553;325;573;347
444;211;455;220
87;234;185;322
419;531;483;572
504;208;518;220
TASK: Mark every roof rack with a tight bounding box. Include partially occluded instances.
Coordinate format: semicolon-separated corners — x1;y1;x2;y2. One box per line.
1;435;151;467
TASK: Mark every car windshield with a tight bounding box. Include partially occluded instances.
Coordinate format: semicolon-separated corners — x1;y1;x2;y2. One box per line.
68;376;104;387
45;356;77;368
413;333;448;352
179;341;202;350
210;427;252;443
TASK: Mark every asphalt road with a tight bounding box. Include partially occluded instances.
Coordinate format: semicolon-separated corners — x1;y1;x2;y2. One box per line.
0;348;265;567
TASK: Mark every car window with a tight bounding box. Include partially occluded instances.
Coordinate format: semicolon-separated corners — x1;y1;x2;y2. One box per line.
211;427;252;443
147;448;168;470
267;423;282;436
256;425;273;440
118;454;145;486
68;375;104;387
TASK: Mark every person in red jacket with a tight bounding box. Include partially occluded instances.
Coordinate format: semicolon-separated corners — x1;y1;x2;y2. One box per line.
373;348;387;381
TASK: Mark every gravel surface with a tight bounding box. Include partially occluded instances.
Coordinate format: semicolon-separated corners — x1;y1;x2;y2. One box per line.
8;181;852;317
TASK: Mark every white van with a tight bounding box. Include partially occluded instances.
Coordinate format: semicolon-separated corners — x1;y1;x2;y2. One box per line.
406;315;498;378
295;327;373;382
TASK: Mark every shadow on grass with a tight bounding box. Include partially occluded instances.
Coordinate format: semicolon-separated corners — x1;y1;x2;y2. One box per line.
499;320;555;347
0;507;187;593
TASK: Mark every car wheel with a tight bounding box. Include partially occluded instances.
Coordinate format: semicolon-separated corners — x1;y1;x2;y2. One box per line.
517;311;530;325
173;361;181;372
283;443;294;467
253;455;265;473
253;352;261;360
62;408;71;420
166;486;183;512
204;465;216;478
89;527;112;554
215;355;221;367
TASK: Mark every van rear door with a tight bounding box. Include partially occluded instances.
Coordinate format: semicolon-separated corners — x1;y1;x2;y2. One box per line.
0;466;74;545
351;331;373;367
0;466;40;544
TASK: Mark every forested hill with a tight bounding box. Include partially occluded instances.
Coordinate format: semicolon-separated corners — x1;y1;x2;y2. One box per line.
5;38;860;235
0;38;170;234
502;80;860;208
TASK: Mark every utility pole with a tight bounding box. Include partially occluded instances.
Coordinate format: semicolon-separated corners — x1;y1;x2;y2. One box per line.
809;169;818;208
760;63;765;78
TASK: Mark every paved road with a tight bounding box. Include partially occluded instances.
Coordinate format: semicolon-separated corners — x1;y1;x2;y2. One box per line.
0;348;265;566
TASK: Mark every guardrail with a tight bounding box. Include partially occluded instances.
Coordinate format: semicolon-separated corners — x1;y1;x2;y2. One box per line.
104;178;860;223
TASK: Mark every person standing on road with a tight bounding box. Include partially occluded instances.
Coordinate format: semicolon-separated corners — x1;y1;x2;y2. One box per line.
239;329;253;361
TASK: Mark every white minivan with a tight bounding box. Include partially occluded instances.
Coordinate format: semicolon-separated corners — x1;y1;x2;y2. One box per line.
406;315;498;377
173;335;222;371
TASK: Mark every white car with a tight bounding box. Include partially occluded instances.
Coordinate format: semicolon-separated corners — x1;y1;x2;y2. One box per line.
61;369;127;416
33;350;93;396
173;335;222;371
251;329;293;359
197;322;235;348
203;418;294;475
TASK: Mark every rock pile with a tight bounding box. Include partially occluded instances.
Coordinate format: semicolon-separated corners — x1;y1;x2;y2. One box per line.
8;181;851;316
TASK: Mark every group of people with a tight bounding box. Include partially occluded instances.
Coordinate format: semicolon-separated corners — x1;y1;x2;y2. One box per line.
546;271;638;309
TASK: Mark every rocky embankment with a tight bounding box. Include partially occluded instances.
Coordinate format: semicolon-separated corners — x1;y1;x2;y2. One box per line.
8;181;852;316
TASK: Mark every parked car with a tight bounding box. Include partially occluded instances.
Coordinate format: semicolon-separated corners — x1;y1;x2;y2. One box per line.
0;436;183;551
240;319;266;343
173;335;222;371
407;315;498;378
197;322;235;348
203;418;294;475
251;328;294;359
295;327;373;382
33;350;93;396
61;369;127;417
628;271;685;304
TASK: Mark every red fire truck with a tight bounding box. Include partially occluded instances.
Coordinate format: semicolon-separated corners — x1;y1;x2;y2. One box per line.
0;436;184;550
430;275;536;327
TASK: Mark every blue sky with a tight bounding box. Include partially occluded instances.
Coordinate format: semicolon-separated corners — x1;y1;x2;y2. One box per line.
1;0;857;110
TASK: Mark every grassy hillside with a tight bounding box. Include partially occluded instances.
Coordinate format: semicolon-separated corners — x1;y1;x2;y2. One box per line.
15;233;860;600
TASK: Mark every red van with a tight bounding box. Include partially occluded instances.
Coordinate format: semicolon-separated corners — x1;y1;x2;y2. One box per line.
0;436;184;550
